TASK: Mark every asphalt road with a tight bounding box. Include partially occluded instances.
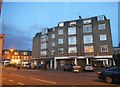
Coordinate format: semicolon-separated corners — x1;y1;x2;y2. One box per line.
2;66;119;86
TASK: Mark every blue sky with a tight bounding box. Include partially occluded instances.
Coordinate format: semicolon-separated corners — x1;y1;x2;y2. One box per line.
2;2;118;50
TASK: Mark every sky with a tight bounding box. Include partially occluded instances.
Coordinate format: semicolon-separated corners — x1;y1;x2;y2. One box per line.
2;2;118;50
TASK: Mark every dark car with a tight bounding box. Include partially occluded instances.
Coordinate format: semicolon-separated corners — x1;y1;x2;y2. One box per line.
98;67;120;84
37;64;47;70
63;64;73;71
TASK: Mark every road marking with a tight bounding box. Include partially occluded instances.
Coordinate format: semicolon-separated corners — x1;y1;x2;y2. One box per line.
17;82;24;85
2;78;6;80
10;74;23;78
31;77;56;84
17;75;23;77
9;80;14;83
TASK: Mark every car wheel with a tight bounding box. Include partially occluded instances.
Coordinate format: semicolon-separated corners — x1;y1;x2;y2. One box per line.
105;76;113;84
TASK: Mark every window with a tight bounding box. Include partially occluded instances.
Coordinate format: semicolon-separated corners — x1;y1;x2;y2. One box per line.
41;43;47;49
98;24;106;30
100;34;107;41
68;36;76;45
51;50;55;55
41;35;48;42
84;35;93;44
14;52;18;55
58;38;63;44
59;22;64;27
68;47;77;53
23;52;27;55
83;25;92;33
41;51;47;56
83;19;91;24
97;15;104;21
68;27;76;35
84;46;94;53
70;21;76;26
41;28;48;35
51;42;55;47
100;45;108;52
58;30;63;35
58;48;64;54
5;51;9;54
51;34;55;39
52;27;55;31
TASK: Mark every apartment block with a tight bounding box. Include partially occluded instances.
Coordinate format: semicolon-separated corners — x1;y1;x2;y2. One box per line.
32;15;113;69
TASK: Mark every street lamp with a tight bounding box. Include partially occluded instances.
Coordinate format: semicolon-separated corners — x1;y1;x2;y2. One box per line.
9;48;14;61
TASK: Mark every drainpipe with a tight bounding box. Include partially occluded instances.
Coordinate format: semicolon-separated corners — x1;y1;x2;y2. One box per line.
86;58;89;65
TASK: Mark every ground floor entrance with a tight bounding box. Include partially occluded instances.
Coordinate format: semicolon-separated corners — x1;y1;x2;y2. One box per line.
31;55;114;70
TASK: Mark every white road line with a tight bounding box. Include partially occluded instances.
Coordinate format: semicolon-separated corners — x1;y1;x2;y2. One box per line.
10;74;23;77
9;80;14;83
31;77;56;84
2;78;6;80
17;82;24;85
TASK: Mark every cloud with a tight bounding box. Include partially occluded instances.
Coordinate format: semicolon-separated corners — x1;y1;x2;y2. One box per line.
2;22;34;50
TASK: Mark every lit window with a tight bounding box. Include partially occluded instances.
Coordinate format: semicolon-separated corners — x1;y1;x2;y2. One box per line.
70;21;76;26
59;22;64;27
5;51;9;54
84;46;94;53
84;35;93;44
23;52;27;55
97;16;104;21
58;38;63;44
68;47;77;53
41;43;47;49
68;27;76;35
100;34;107;41
98;24;106;30
68;36;76;45
58;48;64;54
41;51;47;56
83;25;92;33
51;42;55;47
14;52;18;55
100;45;108;52
58;30;63;35
51;34;55;39
83;19;91;24
41;35;48;42
51;50;55;55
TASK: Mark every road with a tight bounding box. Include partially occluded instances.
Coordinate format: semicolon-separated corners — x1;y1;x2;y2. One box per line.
2;66;119;86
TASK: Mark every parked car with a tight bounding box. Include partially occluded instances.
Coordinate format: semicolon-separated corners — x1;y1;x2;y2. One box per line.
22;63;31;69
37;64;47;70
73;65;81;73
98;67;120;84
63;64;73;71
84;64;94;71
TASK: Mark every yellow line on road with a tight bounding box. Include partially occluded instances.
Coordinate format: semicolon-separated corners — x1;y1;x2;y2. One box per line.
31;77;56;84
17;82;24;85
9;80;14;83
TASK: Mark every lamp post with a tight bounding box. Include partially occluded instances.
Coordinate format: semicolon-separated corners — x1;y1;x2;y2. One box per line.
9;48;14;59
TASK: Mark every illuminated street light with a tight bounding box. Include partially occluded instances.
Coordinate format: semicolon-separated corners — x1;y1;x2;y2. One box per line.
10;48;14;52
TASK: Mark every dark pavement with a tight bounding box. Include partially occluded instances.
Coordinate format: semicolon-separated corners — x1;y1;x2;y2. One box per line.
2;66;119;86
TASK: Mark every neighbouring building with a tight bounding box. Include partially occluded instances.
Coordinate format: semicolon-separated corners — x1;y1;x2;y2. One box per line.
32;15;114;69
2;49;32;65
113;46;120;67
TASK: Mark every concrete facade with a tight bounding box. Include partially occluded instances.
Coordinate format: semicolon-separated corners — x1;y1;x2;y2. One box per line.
32;15;113;69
